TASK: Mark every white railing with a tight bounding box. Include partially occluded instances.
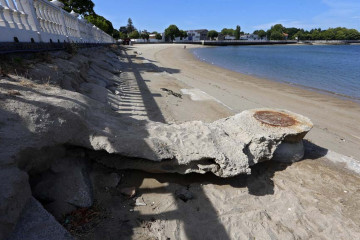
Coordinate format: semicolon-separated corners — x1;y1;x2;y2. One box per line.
0;0;114;43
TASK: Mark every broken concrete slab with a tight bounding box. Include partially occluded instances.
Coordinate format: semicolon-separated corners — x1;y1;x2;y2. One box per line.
1;77;312;178
6;197;74;240
94;108;313;177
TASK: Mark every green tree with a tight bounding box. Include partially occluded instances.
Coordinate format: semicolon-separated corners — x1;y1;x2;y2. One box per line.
119;32;127;39
85;14;114;35
335;30;347;40
128;30;140;39
235;25;241;40
141;32;150;41
266;29;272;39
266;24;286;40
293;30;304;40
270;31;284;40
56;0;95;15
127;18;136;33
346;29;360;40
179;30;188;40
165;25;180;41
271;24;286;33
254;30;266;39
155;33;163;40
119;26;128;34
207;30;218;40
112;29;120;39
321;28;336;40
221;28;235;36
311;30;321;40
285;27;299;40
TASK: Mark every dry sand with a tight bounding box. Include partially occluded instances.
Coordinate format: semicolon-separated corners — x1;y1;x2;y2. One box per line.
81;44;360;240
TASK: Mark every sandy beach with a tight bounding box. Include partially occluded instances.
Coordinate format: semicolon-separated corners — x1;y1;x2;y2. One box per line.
2;44;359;240
85;44;360;240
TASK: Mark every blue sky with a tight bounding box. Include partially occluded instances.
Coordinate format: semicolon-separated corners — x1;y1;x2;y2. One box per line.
93;0;360;33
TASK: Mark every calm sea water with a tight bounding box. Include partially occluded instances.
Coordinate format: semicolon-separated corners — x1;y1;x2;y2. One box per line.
191;45;360;100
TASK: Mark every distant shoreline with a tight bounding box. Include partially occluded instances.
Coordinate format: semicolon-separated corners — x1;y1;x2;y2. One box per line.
132;39;360;46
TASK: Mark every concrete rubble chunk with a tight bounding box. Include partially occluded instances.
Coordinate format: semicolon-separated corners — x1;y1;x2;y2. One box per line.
6;197;74;240
175;188;194;202
1;77;313;178
33;158;93;208
95;108;313;177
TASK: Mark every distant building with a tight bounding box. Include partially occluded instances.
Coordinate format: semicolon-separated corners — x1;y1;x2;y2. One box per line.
186;29;209;41
149;34;157;39
216;34;236;41
225;35;236;40
240;34;267;40
147;33;165;42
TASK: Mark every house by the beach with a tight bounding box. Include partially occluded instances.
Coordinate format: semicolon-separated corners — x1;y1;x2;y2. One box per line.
240;34;267;40
186;29;209;41
148;33;165;42
217;34;236;40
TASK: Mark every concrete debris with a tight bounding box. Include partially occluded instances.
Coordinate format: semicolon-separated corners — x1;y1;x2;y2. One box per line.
0;77;313;178
33;158;93;208
175;188;194;202
161;88;182;98
121;187;136;198
134;198;147;206
6;197;74;240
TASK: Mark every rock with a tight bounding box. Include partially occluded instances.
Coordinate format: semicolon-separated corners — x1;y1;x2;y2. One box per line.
175;188;194;202
134;198;147;206
0;167;31;240
90;166;121;190
44;201;77;221
33;158;93;208
121;187;136;198
105;173;121;188
6;197;74;240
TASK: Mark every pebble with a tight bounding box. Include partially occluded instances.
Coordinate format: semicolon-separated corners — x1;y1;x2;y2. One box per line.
121;187;136;198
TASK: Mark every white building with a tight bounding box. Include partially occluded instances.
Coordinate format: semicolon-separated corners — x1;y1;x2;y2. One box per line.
240;34;267;41
224;35;236;40
148;33;165;42
186;29;209;41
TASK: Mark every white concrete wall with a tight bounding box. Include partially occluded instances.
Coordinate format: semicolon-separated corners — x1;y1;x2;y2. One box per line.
0;0;114;43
